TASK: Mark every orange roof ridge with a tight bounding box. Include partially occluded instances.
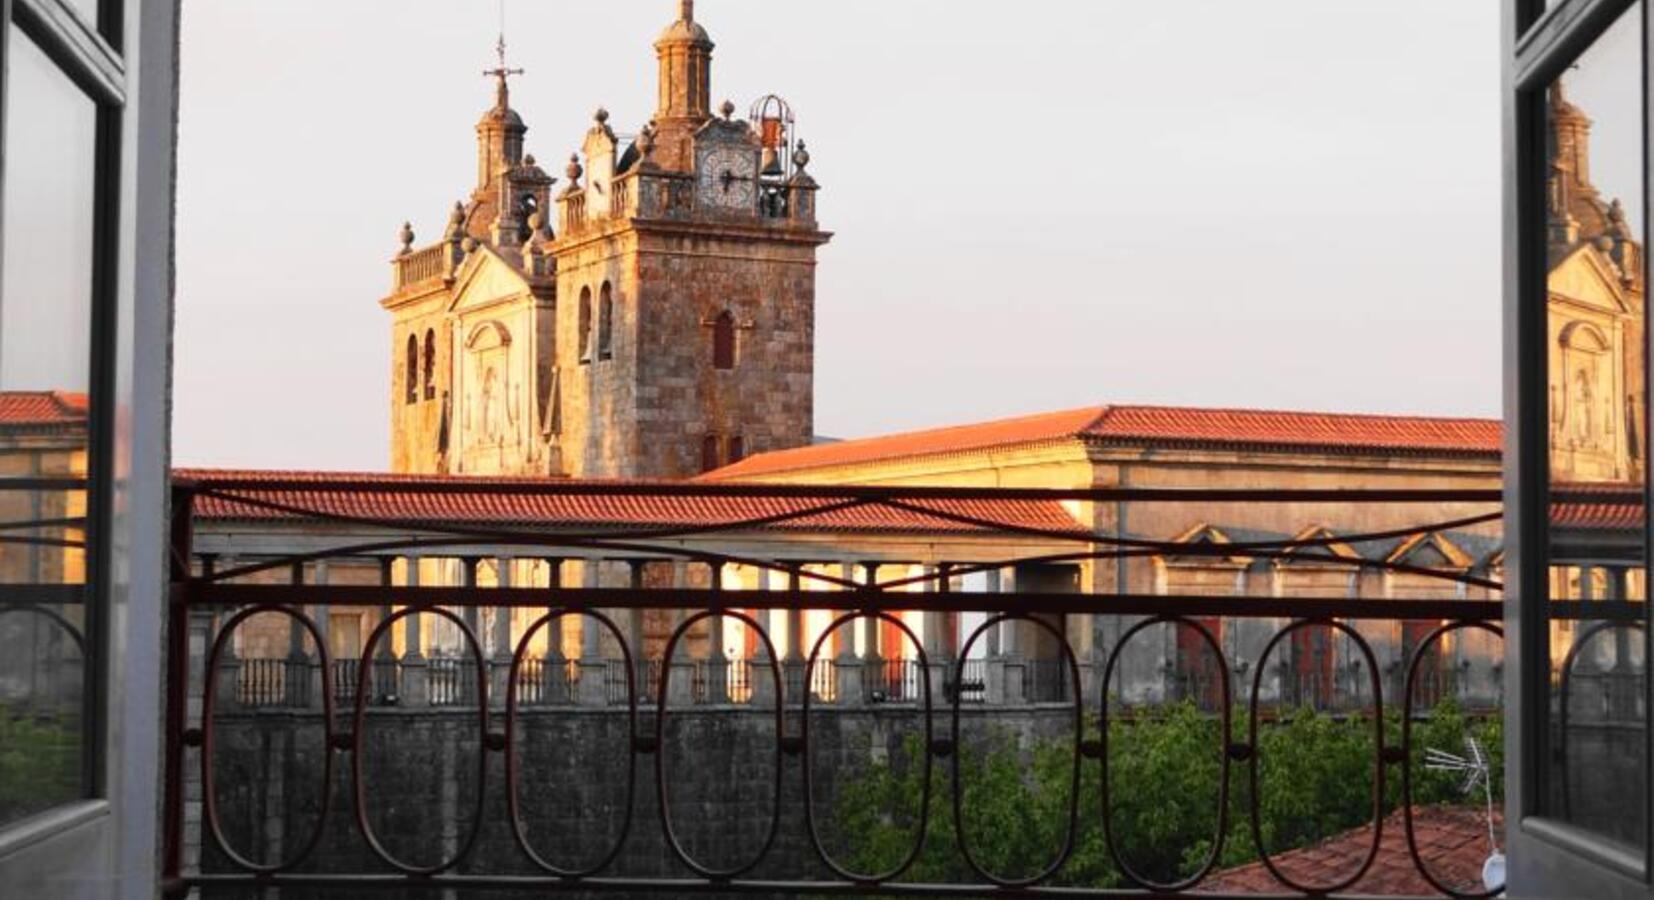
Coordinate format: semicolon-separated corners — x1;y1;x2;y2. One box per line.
707;402;1502;480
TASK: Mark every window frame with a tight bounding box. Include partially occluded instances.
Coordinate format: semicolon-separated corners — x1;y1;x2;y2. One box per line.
0;0;128;847
1505;0;1654;893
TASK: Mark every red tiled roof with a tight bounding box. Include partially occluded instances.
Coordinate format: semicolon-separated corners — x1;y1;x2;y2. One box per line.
1551;482;1644;531
0;391;88;428
176;469;1087;536
704;405;1503;480
1202;805;1501;896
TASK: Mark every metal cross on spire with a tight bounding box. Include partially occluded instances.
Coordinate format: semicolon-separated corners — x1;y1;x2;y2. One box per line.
482;0;524;102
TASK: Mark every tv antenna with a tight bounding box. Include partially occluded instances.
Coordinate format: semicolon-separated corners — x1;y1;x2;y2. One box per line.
1424;736;1503;891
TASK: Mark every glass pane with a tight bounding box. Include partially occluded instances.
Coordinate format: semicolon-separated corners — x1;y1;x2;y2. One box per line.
1542;2;1648;856
62;0;98;29
0;26;98;827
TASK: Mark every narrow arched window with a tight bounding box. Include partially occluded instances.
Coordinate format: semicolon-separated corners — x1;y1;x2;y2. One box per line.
727;435;745;464
712;310;736;370
404;334;419;405
422;329;437;400
578;286;593;363
701;435;721;473
598;282;614;361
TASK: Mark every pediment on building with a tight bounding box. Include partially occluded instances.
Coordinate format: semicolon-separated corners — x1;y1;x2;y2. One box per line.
449;246;532;315
1162;522;1250;567
1549;244;1631;316
1274;524;1362;567
1386;531;1474;572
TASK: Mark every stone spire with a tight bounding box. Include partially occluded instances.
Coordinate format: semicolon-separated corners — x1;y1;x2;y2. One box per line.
655;0;714;124
477;34;527;190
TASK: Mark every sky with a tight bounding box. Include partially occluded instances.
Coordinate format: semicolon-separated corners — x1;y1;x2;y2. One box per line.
173;0;1523;471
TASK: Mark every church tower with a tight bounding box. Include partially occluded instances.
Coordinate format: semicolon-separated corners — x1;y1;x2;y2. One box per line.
382;2;828;479
547;1;831;478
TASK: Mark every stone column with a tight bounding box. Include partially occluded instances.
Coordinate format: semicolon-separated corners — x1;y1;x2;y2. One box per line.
628;560;648;665
859;562;882;702
543;558;567;702
834;563;863;706
401;556;428;707
577;559;607;705
460;557;481;642
776;567;802;703
312;561;333;707
490;556;514;705
985;568;1006;704
285;563;310;707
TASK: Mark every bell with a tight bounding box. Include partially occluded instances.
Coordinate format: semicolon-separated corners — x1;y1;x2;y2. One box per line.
760;146;783;178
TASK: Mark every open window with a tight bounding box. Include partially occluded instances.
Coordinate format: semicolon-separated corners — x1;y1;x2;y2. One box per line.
598;282;614;361
712;309;736;370
423;329;437;400
578;286;593;364
405;334;419;404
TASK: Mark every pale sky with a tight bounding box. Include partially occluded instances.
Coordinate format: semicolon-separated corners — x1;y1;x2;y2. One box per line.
173;1;1521;471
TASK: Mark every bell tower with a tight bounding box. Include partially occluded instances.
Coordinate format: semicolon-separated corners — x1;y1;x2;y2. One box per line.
548;1;831;478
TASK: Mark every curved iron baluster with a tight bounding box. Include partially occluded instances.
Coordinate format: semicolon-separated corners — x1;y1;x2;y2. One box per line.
952;613;1082;887
0;602;88;656
1248;618;1385;895
503;608;638;877
200;604;335;874
353;606;489;875
1400;620;1505;900
655;609;784;880
800;610;932;884
1554;618;1646;827
1099;614;1233;892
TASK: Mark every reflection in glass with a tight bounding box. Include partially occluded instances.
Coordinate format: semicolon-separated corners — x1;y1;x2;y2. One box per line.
0;27;98;827
1542;2;1648;854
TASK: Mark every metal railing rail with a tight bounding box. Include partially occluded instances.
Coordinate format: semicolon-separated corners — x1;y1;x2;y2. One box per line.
159;480;1524;898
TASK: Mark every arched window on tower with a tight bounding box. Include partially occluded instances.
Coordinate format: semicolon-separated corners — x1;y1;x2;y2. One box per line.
404;334;419;405
727;435;745;464
423;329;437;400
578;286;593;364
701;434;721;473
712;309;736;370
598;282;614;361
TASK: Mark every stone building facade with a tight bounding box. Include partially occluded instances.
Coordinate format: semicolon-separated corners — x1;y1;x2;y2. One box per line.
383;0;829;480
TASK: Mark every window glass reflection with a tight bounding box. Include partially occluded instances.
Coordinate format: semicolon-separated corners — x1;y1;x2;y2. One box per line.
1542;1;1648;854
0;26;98;827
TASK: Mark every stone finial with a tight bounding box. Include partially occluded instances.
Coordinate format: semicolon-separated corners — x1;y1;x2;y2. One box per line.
398;221;415;255
566;153;584;184
680;0;694;22
1610;198;1633;238
720;99;736;120
595;107;610;125
793;141;810;171
524;153;537;167
637;124;657;158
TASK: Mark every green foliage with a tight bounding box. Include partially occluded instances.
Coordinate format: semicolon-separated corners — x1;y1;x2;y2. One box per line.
831;701;1503;888
0;710;81;824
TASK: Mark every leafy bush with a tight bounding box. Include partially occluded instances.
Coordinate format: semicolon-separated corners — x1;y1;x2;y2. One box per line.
0;710;81;823
831;701;1502;887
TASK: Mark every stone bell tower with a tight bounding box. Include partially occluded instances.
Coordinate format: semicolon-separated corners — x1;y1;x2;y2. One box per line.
546;0;832;479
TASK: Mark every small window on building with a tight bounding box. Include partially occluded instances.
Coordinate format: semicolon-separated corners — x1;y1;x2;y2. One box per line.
727;435;745;464
712;309;736;370
423;329;437;400
598;282;614;361
701;434;721;473
578;286;593;364
405;334;419;404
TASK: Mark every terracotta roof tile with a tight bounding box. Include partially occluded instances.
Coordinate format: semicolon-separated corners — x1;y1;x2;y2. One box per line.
1202;805;1502;896
1551;482;1644;531
176;469;1087;536
0;391;88;428
704;404;1502;480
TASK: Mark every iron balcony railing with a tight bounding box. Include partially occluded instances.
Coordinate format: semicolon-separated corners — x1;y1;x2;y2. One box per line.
155;478;1532;898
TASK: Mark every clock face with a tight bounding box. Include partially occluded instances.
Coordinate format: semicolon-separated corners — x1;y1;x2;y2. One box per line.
699;147;757;211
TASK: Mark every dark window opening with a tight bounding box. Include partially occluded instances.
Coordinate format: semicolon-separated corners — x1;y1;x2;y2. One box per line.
578;286;593;364
712;309;736;370
701;434;721;473
422;329;437;400
727;435;745;464
404;334;419;404
598;282;614;361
